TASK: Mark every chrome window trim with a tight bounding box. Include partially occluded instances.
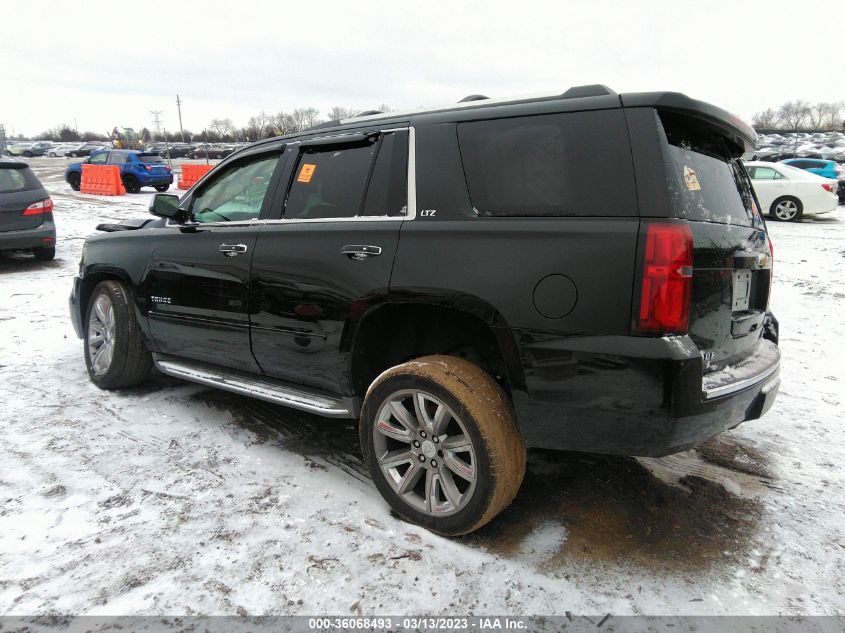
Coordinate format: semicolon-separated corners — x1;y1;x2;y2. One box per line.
164;126;416;228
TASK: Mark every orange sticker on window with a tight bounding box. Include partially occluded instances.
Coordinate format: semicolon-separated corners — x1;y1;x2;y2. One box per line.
297;163;316;183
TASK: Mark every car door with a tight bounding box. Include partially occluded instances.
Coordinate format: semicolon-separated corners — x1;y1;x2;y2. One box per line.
249;128;411;396
145;147;287;373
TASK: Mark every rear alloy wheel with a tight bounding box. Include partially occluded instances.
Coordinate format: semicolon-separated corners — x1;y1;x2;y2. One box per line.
770;196;803;222
122;175;141;194
84;281;152;389
33;246;55;261
67;172;81;191
361;355;526;535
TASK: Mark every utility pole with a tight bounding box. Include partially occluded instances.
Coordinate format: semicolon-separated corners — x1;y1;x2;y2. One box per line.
176;94;185;142
0;124;7;154
150;110;164;141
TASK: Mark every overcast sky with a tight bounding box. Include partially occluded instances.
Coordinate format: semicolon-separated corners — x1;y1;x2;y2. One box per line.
0;0;836;137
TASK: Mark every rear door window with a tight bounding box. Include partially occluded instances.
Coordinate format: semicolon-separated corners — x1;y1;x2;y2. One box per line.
362;131;408;217
658;110;762;228
748;166;783;180
285;140;378;219
456;110;637;217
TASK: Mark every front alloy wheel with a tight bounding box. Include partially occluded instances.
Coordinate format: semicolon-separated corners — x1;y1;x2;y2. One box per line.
87;294;115;376
83;280;152;389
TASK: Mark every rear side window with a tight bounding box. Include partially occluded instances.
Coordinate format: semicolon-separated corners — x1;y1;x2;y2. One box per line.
362;131;408;216
0;166;38;192
457;110;637;217
285;141;377;220
658;110;762;229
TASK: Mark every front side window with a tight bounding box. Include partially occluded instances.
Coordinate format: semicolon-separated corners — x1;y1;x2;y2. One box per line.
108;151;127;165
89;152;108;164
191;154;280;223
285;141;378;219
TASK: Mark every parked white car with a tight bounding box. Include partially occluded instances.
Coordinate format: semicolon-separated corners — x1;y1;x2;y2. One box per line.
745;161;839;222
47;144;78;157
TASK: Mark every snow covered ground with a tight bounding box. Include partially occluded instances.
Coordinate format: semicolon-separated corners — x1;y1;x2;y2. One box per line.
1;158;844;616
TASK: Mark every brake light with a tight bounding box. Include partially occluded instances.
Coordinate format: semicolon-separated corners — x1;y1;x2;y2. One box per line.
22;198;54;216
165;165;171;172
144;164;153;171
637;222;693;333
821;183;835;193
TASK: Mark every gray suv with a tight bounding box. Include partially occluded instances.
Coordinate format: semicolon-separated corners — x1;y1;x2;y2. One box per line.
0;156;56;260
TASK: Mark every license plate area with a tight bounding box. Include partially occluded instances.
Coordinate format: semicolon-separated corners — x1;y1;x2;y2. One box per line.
732;270;752;311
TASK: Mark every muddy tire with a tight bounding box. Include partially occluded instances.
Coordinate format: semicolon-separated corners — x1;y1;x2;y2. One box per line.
360;355;526;536
83;281;152;389
67;172;81;191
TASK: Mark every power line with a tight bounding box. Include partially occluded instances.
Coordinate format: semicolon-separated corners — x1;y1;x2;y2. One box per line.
150;110;163;140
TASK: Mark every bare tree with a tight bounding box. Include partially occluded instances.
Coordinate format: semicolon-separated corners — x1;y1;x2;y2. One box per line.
752;108;779;129
822;102;844;131
246;111;272;139
210;118;234;139
272;111;298;135
778;100;811;130
291;107;321;131
326;106;358;121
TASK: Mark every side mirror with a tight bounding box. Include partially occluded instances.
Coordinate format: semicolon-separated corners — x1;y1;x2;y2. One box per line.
149;193;188;222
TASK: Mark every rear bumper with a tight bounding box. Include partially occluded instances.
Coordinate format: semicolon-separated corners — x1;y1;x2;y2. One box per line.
510;319;780;457
0;221;56;251
138;175;174;187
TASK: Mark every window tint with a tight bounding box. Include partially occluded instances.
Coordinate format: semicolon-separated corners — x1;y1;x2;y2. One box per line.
139;154;165;164
89;152;108;164
285;141;377;219
191;154;280;223
0;168;27;192
457;110;636;217
362;131;408;216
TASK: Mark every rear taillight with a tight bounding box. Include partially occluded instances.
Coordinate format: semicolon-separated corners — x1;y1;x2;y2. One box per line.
637;222;693;334
144;164;153;171
821;183;835;193
22;198;54;216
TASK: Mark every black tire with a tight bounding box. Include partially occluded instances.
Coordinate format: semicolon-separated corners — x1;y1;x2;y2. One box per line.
83;280;152;389
33;246;55;261
23;151;33;157
769;196;803;222
154;184;170;192
122;175;141;194
67;172;81;191
360;355;526;536
69;152;78;158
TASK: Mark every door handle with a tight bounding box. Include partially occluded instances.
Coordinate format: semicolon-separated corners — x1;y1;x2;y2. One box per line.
219;243;248;257
341;245;382;261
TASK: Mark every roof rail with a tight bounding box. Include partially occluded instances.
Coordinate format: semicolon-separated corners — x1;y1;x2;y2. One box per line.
560;84;616;99
459;94;489;103
356;110;383;117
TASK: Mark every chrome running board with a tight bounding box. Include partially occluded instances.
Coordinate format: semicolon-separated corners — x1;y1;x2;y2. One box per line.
154;357;353;418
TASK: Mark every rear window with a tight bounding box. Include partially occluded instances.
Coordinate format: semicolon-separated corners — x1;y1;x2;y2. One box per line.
457;110;637;217
138;154;165;164
0;166;39;192
658;111;763;229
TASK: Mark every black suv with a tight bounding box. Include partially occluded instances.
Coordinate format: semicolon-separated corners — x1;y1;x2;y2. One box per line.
69;86;780;535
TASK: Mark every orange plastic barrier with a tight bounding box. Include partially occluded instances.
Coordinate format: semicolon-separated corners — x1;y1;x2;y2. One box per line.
80;164;126;196
178;164;214;190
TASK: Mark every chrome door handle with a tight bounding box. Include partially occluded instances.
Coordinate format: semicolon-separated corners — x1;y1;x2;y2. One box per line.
219;243;248;257
341;245;382;261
